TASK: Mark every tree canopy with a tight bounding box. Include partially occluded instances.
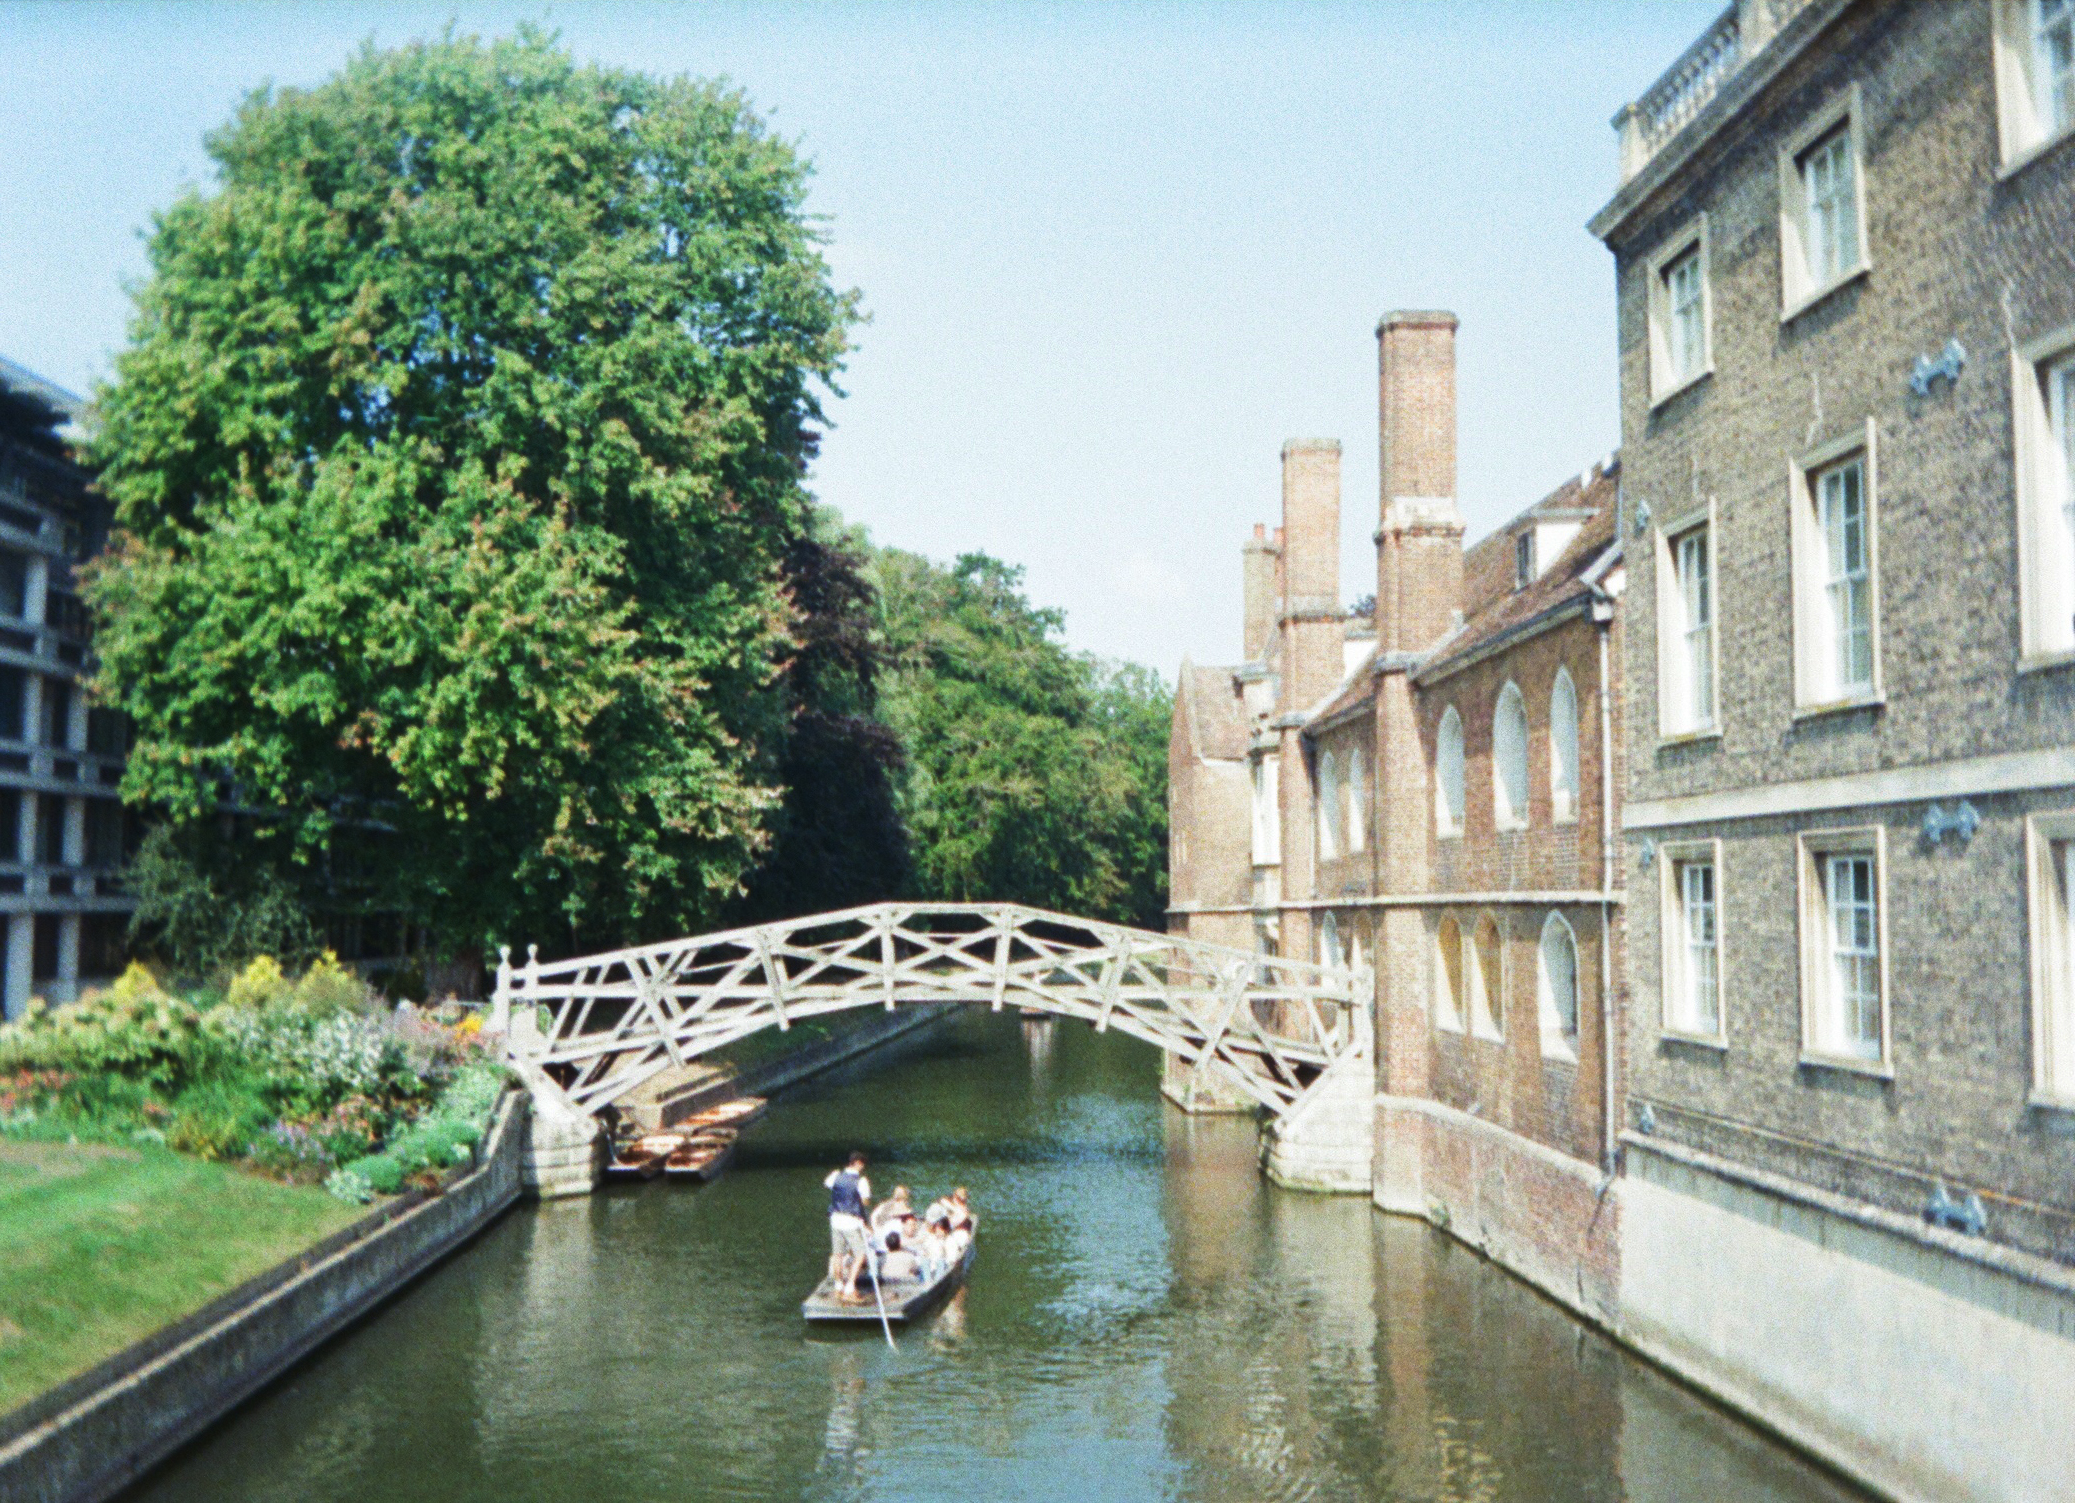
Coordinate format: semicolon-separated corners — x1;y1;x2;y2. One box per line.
87;29;857;956
871;550;1170;929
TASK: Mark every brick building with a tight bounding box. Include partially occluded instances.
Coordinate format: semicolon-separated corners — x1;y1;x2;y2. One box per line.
1592;0;2075;1495
0;357;134;1016
1168;313;1630;1320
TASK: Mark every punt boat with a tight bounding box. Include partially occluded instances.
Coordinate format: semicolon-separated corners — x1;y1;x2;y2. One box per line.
678;1097;766;1132
662;1130;738;1182
801;1242;975;1326
604;1131;686;1182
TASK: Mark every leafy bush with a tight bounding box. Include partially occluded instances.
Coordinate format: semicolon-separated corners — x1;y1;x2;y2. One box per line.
342;1153;406;1196
0;966;218;1090
325;1167;375;1205
217;1008;407;1119
167;1079;271;1161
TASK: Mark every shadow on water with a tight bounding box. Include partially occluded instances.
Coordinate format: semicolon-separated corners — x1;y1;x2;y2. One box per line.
122;1010;1871;1503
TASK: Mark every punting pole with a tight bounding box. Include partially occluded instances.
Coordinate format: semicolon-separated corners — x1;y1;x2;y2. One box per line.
868;1246;897;1351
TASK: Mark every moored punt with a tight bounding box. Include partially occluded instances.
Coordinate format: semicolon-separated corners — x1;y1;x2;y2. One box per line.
801;1242;975;1326
604;1138;670;1181
662;1130;738;1182
678;1096;766;1132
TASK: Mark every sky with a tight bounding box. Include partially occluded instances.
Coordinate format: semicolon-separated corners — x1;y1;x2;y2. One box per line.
0;0;1723;675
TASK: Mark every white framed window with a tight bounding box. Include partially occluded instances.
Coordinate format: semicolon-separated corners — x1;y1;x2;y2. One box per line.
1655;515;1718;738
1434;917;1464;1032
1778;90;1869;317
1657;839;1725;1044
1647;217;1712;403
1994;0;2075;169
1797;827;1889;1072
1468;915;1504;1042
1789;426;1882;709
1251;754;1280;866
1549;667;1579;824
2014;331;2075;664
1319;909;1344;971
1345;747;1367;854
1493;682;1529;831
1537;912;1580;1060
2026;810;2075;1105
1435;705;1465;837
1315;749;1339;861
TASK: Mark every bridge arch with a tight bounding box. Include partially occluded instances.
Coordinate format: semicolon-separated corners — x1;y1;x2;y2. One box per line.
493;903;1373;1190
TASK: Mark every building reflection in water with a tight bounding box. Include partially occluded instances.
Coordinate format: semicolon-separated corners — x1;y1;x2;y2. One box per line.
1157;1108;1861;1503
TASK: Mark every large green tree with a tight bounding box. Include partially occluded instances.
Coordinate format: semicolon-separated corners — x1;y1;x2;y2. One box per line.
87;29;856;960
871;549;1170;928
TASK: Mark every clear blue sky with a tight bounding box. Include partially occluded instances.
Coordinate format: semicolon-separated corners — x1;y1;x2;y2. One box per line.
0;0;1720;674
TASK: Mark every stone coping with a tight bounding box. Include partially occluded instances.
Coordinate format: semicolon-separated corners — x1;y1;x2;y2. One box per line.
0;1090;526;1503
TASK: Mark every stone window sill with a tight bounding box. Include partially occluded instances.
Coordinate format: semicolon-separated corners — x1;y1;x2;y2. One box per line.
1657;725;1721;750
1660;1028;1727;1052
1649;364;1714;412
2018;647;2075;676
2026;1089;2075;1116
1781;261;1870;326
1798;1049;1893;1082
1791;691;1884;723
1998;122;2075;184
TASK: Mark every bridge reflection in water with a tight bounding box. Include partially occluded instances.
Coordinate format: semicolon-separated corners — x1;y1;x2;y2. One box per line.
127;1011;1864;1503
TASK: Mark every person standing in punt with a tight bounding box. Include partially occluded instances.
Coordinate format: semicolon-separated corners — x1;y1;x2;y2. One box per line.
823;1152;873;1303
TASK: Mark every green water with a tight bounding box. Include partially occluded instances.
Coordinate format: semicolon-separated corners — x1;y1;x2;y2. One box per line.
126;1012;1863;1502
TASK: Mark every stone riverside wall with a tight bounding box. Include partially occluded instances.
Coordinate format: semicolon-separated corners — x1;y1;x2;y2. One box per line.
0;1092;528;1503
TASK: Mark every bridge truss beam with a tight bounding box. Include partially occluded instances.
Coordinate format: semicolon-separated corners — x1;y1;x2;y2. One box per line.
493;902;1365;1127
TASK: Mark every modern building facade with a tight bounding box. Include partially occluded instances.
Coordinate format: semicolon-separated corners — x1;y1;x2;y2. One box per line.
1592;0;2075;1496
0;357;133;1017
1168;313;1631;1322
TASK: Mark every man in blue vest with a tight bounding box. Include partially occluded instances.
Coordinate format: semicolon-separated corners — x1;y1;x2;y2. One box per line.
823;1151;873;1301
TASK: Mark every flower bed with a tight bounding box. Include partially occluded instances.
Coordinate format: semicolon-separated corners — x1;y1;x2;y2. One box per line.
0;957;507;1205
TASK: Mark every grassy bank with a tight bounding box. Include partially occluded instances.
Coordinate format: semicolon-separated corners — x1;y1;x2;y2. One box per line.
0;1138;362;1413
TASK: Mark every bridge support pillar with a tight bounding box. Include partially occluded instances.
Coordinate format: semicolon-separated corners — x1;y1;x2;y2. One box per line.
1160;1053;1255;1114
1260;1025;1375;1195
503;1029;605;1199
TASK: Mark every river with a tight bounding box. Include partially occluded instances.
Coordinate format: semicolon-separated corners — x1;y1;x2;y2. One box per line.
126;1010;1865;1503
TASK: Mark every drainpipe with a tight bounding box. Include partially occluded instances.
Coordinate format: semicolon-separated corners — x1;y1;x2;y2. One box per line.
1592;587;1618;1176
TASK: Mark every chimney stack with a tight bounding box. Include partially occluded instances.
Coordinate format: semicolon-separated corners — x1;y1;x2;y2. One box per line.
1241;523;1278;665
1374;312;1464;653
1278;439;1343;710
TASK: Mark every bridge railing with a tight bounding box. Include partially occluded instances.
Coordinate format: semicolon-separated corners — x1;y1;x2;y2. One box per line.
494;902;1364;1120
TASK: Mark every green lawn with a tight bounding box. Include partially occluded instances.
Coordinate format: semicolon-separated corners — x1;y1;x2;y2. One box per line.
0;1139;363;1413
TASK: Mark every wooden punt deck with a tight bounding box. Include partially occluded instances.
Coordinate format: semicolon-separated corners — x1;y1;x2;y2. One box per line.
801;1243;974;1325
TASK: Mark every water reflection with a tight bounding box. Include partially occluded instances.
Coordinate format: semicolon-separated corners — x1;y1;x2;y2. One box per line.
126;1011;1863;1503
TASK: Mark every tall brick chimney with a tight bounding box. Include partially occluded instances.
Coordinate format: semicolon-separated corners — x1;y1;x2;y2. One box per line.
1369;311;1464;1120
1241;523;1278;665
1277;438;1343;711
1274;439;1341;969
1374;312;1464;654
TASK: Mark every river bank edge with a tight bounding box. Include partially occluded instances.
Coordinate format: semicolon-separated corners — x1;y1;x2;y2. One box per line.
0;1004;959;1503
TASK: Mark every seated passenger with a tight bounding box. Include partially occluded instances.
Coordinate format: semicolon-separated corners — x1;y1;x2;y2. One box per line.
943;1221;972;1263
928;1186;976;1234
871;1185;912;1233
877;1230;920;1282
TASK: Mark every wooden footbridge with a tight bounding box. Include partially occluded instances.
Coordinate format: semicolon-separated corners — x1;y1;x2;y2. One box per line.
492;904;1371;1182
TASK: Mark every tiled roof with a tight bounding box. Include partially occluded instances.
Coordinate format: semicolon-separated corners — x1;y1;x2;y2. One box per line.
1420;462;1621;681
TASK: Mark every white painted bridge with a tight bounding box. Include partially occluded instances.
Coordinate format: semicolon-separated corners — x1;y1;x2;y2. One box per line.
492;903;1375;1191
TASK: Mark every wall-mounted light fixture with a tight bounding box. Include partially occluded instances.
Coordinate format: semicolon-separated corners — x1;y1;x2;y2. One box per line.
1921;799;1981;845
1910;338;1966;397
